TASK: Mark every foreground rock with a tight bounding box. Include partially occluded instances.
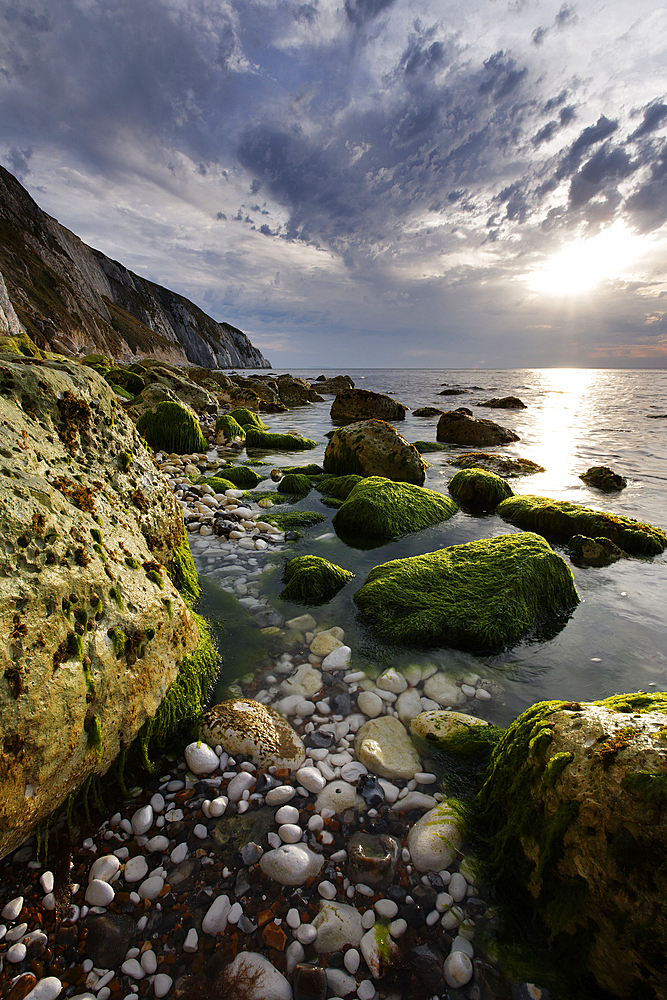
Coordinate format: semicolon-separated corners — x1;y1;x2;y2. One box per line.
353;532;579;652
280;555;355;604
437;409;520;446
478;693;667;999
448;468;512;510
332;476;458;541
407;801;466;872
323;419;426;485
330;387;406;424
201;698;306;770
498;494;667;555
0;358;205;857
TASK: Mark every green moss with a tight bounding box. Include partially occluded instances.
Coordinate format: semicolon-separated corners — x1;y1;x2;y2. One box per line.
82;660;95;699
67;632;84;662
279;463;324;476
412;440;449;453
498;495;667;556
592;692;667;714
229;407;268;430
136;401;207;454
621;770;667;807
280;554;355;604
0;332;45;357
266;510;326;530
316;474;364;499
277;473;313;495
147;569;165;589
167;531;200;608
118;451;132;472
207;465;264;488
333;476;458;541
374;921;392;962
124;556;140;569
109;383;133;400
164;597;173;619
412;719;505;798
543;752;574;789
91;528;103;544
199;476;237;493
138;611;219;765
215;414;246;440
354;532;579;652
579;466;627;491
108;627;127;658
448;468;513;510
245;427;318;451
87;715;103;761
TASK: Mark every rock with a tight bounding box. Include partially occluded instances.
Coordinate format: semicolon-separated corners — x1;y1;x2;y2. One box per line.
353;533;579;652
321;646;352;671
396;689;423;725
448;468;512;511
568;534;624;567
22;978;62;1000
410;710;491;748
201;699;306;771
355;716;421;780
348;833;400;889
392;791;436;812
422;674;467;708
246;427;318;451
312;375;355;394
136;399;207;453
286;614;317;631
357;691;383;718
310;629;344;656
259;844;324;885
202;894;231;935
280;556;354;605
497;495;667;555
377;668;408;694
413;407;444;417
332;477;457;541
184;741;219;775
0;359;206;858
276;374;324;407
326;967;357;996
357;774;385;808
360;926;399;978
477;693;667;999
330;388;406;424
476;396;526;409
407;801;466;872
323;419;426;485
293;963;327;1000
315;781;367;814
84;879;115;907
444;951;474;987
296;766;327;793
436;410;520;446
88;855;120;883
82;913;136;968
279;663;323;699
449;452;546;477
153;974;173;998
131;804;154;836
218;952;292;1000
312;901;364;953
579;466;628;491
123;856;149;883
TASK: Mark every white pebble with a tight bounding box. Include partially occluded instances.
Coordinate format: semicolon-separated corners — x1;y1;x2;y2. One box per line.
42;893;55;911
295;923;317;945
361;909;375;929
193;824;208;839
340;762;368;783
444;951;473;988
141;950;158;974
357;980;376;1000
170;843;188;865
154;973;173;998
150;793;166;813
121;959;146;980
451;935;474;959
183;928;199;953
227;902;243;924
265;786;296;805
131;805;154;837
414;772;437;784
307;814;324;832
475;688;492;701
318;880;337;899
227;771;256;801
389;917;407;939
209;796;228;817
374;899;398;920
344;948;360;974
23;977;63;1000
40;871;54;894
1;896;23;920
295;767;326;793
6;942;27;963
184;742;219;775
85;880;115;907
5;922;27;942
286;908;301;929
89;855;120;884
279;824;303;844
275;805;300;824
124;857;149;883
449;873;467;902
138;875;164;900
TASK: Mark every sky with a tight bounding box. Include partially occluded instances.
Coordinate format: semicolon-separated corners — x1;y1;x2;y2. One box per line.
2;0;667;368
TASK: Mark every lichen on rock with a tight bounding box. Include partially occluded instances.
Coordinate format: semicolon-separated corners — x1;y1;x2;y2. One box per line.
201;698;306;770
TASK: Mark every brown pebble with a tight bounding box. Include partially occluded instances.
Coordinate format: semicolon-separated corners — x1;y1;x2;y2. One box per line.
6;974;37;1000
174;789;195;804
262;922;287;952
256;908;273;928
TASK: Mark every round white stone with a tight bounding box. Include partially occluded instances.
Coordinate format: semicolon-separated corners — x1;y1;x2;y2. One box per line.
376;668;408;694
184;742;219;775
124;856;149;883
202;894;231;935
121;959;146;980
275;805;300;825
295;766;326;793
138;875;164;900
183;928;199;952
318;880;337;899
449;872;467;902
286;908;301;929
145;835;170;853
141;950;158;974
321;646;352;671
1;897;23;920
278;823;302;844
193;823;208;839
451;935;474;959
374;899;398;919
131;804;154;836
344;948;360;974
295;923;318;945
89;854;121;884
444;951;473;988
357;980;376;1000
357;691;383;718
23;977;63;1000
407;802;465;872
85;880;115;906
170;843;188;865
340;761;368;783
259;844;324;886
6;942;27;963
40;872;54;894
265;786;296;805
227;771;256;801
209;795;228;817
222;952;292;1000
228;902;243;924
389;918;407;939
154;973;173;998
361;910;376;929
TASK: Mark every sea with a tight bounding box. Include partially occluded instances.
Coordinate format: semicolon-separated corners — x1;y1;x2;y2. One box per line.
199;367;667;728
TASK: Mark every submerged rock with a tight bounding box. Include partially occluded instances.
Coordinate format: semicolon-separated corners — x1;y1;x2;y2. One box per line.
201;698;306;770
579;465;627;491
498;495;667;555
218;952;292;1000
413;406;444;417
312;900;364;953
478;693;667;999
323;419;426;485
568;534;624;567
355;716;421;780
330;387;406;424
280;555;355;605
353;532;579;652
259;843;324;886
437;409;520;446
476;395;527;409
310;374;355;393
348;833;400;889
332;476;458;541
448;468;513;511
449;452;546;477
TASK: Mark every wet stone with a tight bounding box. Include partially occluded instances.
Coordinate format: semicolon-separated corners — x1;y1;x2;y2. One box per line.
169;859;201;891
348;832;400;890
293;963;327;1000
387;884;407;906
403;903;426;929
356;774;385;809
306;731;335;750
83;912;136;968
211;806;275;858
412;885;438;911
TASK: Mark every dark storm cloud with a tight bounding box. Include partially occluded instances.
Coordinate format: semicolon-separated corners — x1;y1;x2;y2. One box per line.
629;102;667;140
568;144;636;206
555;115;619;179
344;0;398;28
531;5;577;45
478;52;528;101
625;144;667;232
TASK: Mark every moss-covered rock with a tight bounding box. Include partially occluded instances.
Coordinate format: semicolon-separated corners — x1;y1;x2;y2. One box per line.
324;419;426;485
267;510;327;530
136;400;207;454
579;466;627;491
332;476;458;541
331;387;407;424
276;374;324;406
412;440;449;453
353;532;579;652
477;694;667;999
568;534;624;566
215;413;246;442
105;367;145;397
229;407;268;430
280;555;355;604
448;468;513;511
198;476;237;494
413;407;444;417
437;409;520;446
316;474;364;499
246;428;318;451
449;452;546;477
212;465;265;488
498;495;667;556
277;473;313;496
279;463;324;476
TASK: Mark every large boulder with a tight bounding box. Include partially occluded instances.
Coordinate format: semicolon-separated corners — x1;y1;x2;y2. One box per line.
447;468;513;511
280;555;354;604
0;358;208;858
353;532;579;652
436;409;520;446
323;420;426;485
478;693;667;999
331;388;406;424
276;373;324;406
139;364;218;413
136;400;207;454
498;495;667;556
332;476;458;541
311;374;355;393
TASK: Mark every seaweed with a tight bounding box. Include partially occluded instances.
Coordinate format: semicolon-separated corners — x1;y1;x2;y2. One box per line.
167;530;201;608
448;467;513;511
333;476;458;540
136;401;207;454
266;510;326;530
245;427;318;451
215;414;246;440
228;407;268;430
316;474;364;499
412;440;449;453
280;554;354;604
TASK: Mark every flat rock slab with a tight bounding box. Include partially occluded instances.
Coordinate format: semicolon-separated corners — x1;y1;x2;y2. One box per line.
355;716;421;780
353;532;579;652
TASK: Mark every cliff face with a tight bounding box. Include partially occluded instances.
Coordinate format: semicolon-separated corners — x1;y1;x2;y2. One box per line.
0;165;270;369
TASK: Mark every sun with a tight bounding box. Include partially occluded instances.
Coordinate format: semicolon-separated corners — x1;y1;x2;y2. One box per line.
527;222;647;295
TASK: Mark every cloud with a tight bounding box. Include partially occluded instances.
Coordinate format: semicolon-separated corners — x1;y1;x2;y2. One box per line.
344;0;398;28
629;102;667;140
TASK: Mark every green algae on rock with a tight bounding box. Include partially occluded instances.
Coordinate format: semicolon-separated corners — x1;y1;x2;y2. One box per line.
277;473;313;496
280;555;354;604
136;400;207;454
477;693;667;999
448;468;513;511
228;407;268;430
410;711;504;798
215;413;246;441
209;465;265;488
449;452;546;477
568;534;624;567
324;419;426;485
497;494;667;555
316;474;364;499
279;463;324;476
579;465;627;491
266;510;327;530
353;532;579;652
198;475;237;494
245;427;318;450
332;476;458;541
412;440;449;453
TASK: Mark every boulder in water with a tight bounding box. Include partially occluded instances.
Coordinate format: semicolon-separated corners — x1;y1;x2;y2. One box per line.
331;387;407;424
324;419;426;485
437;409;520;446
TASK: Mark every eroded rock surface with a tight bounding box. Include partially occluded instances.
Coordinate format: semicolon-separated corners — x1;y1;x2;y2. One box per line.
323;419;426;485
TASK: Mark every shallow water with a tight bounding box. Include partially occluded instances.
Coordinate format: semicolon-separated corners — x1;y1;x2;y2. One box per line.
199;367;667;727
